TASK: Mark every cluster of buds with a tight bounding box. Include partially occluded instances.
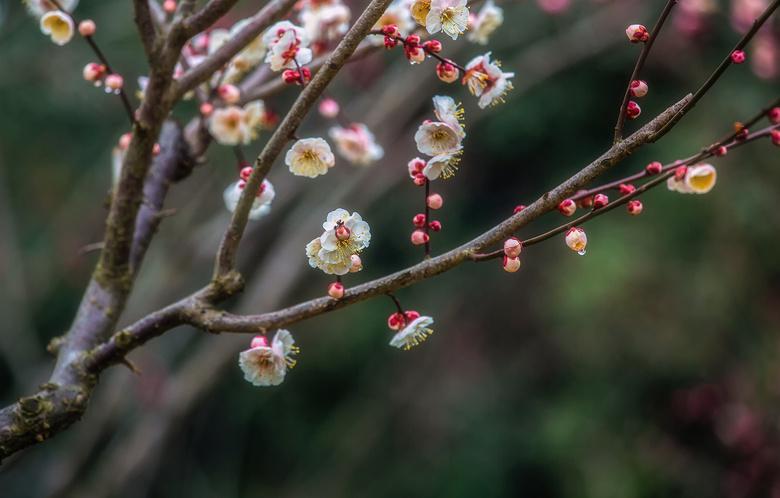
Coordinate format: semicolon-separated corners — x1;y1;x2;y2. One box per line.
502;237;522;273
403;34;426;64
625;24;650;43
408;157;427;186
83;63;124;94
387;310;421;331
410;213;441;245
381;24;400;48
282;67;312;85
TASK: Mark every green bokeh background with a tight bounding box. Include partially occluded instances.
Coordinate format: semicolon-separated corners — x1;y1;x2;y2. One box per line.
1;0;779;496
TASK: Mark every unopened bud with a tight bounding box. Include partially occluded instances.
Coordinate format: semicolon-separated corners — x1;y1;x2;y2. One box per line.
558;198;576;216
199;102;214;117
513;204;526;214
503;256;521;273
627;199;643;216
218;83;240;104
503;237;522;259
619;184;636;196
240;166;253;181
565;227;588;255
250;335;269;348
645;161;663;175
423;40;442;53
78;20;96;37
411;229;429;245
82;62;106;82
626;100;641;119
105;74;124;91
626;24;649;43
412;213;427;227
429;220;442;232
335;224;351;241
770;129;780;146
328;282;345;299
630;79;648;98
387;312;406;331
436;62;459;83
769;107;780;125
592;193;609;208
318;98;340;118
163;0;177;13
730;50;746;64
427;193;443;210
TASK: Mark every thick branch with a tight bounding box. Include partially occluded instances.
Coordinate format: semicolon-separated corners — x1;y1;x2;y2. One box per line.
179;0;240;39
134;0;158;60
174;0;297;99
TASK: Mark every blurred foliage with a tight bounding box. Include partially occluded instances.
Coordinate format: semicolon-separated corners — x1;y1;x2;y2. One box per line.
1;0;779;497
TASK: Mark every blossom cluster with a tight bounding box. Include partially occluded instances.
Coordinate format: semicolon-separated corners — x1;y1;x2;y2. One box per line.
223;166;276;220
239;330;299;386
306;209;370;276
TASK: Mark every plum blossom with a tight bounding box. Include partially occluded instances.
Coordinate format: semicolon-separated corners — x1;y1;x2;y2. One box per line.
667;164;718;194
463;52;514;108
300;0;351;45
432;95;465;139
415;121;462;156
209;106;252;146
306;209;371;275
425;0;469;40
25;0;78;18
372;0;415;43
423;148;462;180
238;330;299;386
328;123;384;166
285;138;335;178
306;238;351;275
40;10;74;45
565;227;587;255
263;21;312;71
223;179;275;220
389;315;435;350
468;0;503;45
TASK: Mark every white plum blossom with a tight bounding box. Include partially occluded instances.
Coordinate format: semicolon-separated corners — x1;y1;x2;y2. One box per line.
25;0;78;18
227;19;267;76
667;164;718;194
300;0;351;44
463;52;514;108
415;121;463;156
40;10;74;46
243;100;271;140
209;106;252;146
238;330;299;386
426;0;469;40
423;148;462;180
223;179;275;220
468;0;503;45
432;95;465;139
307;209;371;275
328;123;384;166
263;21;312;71
389;316;435;350
285;138;336;178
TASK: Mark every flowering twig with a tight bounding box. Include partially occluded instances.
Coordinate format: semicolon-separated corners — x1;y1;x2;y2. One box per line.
651;0;780;142
612;0;677;144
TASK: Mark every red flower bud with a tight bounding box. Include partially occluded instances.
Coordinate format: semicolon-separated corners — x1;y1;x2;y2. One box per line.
412;213;427;227
626;101;641;119
592;193;609;208
619;184;636;196
645;161;663;175
730;50;746;64
428;220;442;232
558;199;576;216
627;199;643;216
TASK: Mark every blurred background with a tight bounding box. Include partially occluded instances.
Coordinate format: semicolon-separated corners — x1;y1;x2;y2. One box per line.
1;0;779;496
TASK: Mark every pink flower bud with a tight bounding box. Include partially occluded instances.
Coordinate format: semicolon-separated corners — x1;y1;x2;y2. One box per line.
199;102;214;117
83;62;106;82
626;24;649;43
771;129;780;146
78;20;96;37
565;227;588;255
674;165;688;181
769;107;780;125
163;0;177;13
335;224;351;241
118;132;132;150
576;192;593;208
730;50;746;64
426;193;443;210
513;204;526;214
558;199;576;216
240;166;253;180
412;213;427;227
713;145;728;156
413;174;426;186
619;184;636;196
645;161;663;175
630;79;648;98
406;47;426;64
735;127;749;141
408;157;425;178
152;143;161;156
282;70;300;84
436;62;459;83
503;255;522;273
626;101;641;119
350;254;363;272
592;193;609;208
429;221;442;232
218;84;240;104
250;335;269;348
405;34;421;46
411;229;430;245
387;312;405;331
318;98;340;118
627;199;643;216
405;310;421;322
503;237;522;259
384;36;398;49
381;24;399;37
423;40;442;53
328;282;345;299
105;74;124;91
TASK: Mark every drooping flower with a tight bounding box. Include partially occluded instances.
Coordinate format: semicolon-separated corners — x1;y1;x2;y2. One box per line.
300;0;351;45
462;52;514;108
40;10;74;45
468;0;503;45
415;121;462;156
667;163;717;194
328;123;384;166
263;21;312;71
422;148;462;180
223;179;275;220
425;0;469;40
389;315;435;350
209;106;252;146
565;227;587;255
25;0;78;18
238;330;299;386
285;138;336;178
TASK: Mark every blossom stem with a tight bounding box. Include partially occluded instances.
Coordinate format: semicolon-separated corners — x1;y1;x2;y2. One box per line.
424;178;431;257
49;0;137;126
386;293;405;315
612;0;677;144
233;146;248;170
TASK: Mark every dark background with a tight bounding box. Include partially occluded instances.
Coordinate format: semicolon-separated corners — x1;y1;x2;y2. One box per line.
1;0;779;496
